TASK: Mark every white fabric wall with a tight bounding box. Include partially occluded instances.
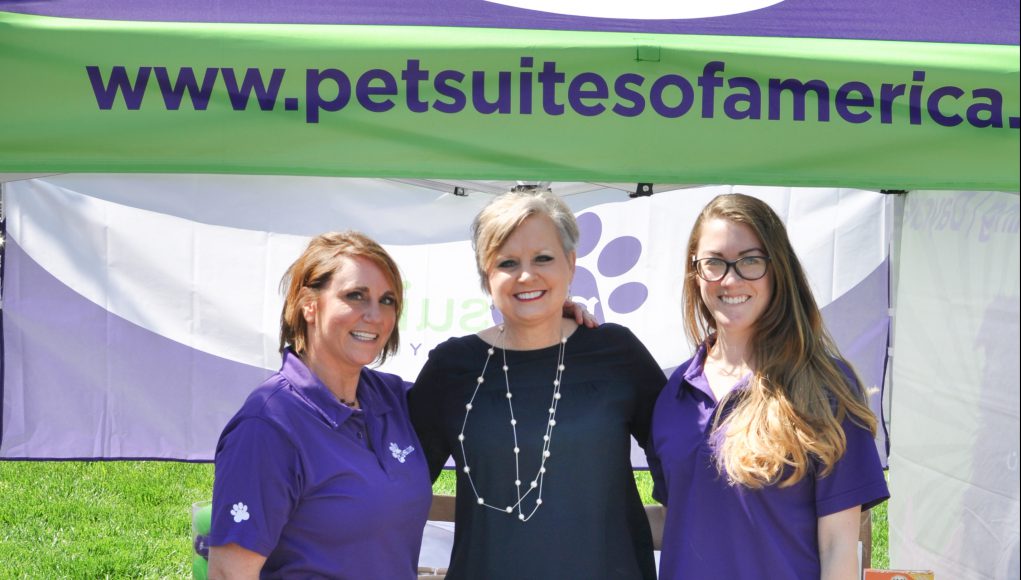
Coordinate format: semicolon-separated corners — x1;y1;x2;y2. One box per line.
2;176;891;463
889;190;1020;579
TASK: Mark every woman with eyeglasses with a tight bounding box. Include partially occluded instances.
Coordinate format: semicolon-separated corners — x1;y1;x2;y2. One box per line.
647;194;888;580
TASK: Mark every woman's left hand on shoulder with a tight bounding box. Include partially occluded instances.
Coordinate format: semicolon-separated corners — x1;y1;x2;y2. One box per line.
564;299;598;328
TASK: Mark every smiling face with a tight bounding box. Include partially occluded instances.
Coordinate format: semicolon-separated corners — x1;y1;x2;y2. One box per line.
303;255;398;378
694;218;772;343
487;214;576;332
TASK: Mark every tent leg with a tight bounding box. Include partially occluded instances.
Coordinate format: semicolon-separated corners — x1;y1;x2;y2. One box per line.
859;509;873;572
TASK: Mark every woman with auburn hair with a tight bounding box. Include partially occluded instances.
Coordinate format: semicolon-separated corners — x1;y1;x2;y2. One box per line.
409;188;665;579
648;194;889;580
207;231;431;579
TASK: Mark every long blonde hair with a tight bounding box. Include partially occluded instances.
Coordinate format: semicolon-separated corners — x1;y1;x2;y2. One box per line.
683;194;877;488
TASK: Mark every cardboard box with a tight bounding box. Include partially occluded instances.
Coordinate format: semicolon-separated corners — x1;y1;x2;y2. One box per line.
864;570;935;580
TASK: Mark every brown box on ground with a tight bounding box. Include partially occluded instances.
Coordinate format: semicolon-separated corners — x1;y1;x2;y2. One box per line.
864;570;935;580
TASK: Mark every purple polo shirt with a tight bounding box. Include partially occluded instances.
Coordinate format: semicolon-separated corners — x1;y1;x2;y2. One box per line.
210;351;431;579
648;344;889;580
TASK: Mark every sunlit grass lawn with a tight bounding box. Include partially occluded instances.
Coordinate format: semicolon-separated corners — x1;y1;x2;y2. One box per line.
0;461;214;578
0;462;888;577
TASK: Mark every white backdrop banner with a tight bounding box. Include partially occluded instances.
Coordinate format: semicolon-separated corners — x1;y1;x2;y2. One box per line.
2;176;891;461
889;190;1020;579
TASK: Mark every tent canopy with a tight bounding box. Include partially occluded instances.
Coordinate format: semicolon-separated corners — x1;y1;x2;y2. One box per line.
1;3;1018;578
1;0;1018;190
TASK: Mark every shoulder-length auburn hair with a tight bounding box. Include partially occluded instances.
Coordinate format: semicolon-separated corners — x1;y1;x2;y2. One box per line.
683;193;877;488
278;231;403;365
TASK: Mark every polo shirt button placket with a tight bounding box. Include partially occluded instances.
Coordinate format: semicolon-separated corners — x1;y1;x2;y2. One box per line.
357;424;369;448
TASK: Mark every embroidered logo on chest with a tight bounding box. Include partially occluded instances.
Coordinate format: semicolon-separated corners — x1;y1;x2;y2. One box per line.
389;442;415;463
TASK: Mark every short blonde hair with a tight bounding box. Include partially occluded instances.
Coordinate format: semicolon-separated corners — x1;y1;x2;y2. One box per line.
279;231;403;364
470;189;579;292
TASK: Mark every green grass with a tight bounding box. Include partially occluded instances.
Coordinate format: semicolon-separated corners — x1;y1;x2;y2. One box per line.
871;489;890;569
0;462;888;577
0;461;215;578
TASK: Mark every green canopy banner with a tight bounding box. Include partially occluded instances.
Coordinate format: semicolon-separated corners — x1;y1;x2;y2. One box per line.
2;7;1018;190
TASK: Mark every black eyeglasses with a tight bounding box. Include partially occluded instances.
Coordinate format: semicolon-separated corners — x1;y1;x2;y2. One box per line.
692;256;771;282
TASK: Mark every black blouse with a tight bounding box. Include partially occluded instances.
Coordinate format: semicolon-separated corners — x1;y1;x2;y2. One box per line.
409;323;666;580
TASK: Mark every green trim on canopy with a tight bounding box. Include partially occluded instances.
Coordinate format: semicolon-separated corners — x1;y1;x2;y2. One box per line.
2;11;1018;190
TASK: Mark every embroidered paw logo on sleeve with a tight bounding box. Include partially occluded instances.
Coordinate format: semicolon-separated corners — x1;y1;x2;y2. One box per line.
230;502;251;523
389;442;415;463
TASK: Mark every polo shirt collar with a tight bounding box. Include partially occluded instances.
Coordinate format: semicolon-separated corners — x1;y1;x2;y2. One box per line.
677;341;713;402
278;349;392;428
676;337;751;405
354;369;394;418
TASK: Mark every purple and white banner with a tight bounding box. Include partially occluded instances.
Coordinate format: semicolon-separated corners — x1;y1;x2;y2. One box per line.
888;190;1020;579
1;176;891;462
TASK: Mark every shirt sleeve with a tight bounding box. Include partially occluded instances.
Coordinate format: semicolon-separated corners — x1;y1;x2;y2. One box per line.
210;417;300;556
646;430;668;506
408;345;455;482
622;327;667;453
378;371;416;427
815;416;890;518
648;364;690;507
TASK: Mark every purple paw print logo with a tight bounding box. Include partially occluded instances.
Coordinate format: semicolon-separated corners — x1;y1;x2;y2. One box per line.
194;534;210;560
573;212;648;323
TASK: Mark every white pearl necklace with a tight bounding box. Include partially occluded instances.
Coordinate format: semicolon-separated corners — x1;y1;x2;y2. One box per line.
458;326;567;522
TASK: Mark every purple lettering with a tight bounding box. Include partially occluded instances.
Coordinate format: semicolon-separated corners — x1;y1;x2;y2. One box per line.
433;70;466;113
879;83;906;124
86;66;150;110
768;78;830;121
967;88;1004;128
519;57;534;115
154;67;218;111
935;198;953;229
356;69;398;112
926;86;964;127
538;61;566;115
568;72;608;117
402;60;430;113
471;71;512;114
835;81;874;124
304;68;351;123
612;74;645;117
698;61;725;118
909;71;925;125
221;68;284;111
724;77;761;120
649;74;693;118
979;201;1008;242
